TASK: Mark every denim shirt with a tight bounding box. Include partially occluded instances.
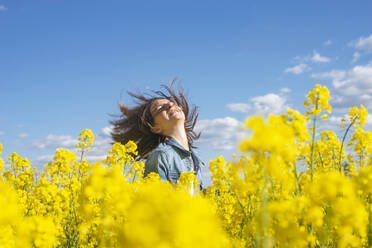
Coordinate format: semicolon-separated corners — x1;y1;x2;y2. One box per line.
144;138;211;191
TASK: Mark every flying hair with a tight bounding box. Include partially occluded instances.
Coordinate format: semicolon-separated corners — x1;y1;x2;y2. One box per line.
110;79;200;160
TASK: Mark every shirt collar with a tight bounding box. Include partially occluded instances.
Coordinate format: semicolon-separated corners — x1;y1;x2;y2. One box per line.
166;138;192;156
165;138;205;167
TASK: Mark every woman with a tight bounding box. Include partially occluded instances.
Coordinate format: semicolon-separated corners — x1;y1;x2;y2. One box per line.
110;80;210;192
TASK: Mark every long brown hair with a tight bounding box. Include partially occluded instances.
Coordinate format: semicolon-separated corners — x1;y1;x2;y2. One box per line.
110;79;200;160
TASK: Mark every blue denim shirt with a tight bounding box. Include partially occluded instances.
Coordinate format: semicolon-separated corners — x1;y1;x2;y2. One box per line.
144;138;211;191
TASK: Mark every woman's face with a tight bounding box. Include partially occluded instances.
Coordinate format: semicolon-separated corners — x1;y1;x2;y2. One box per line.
150;98;185;134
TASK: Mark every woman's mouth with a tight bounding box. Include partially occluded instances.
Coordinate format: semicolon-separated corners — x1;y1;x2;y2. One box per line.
168;107;179;115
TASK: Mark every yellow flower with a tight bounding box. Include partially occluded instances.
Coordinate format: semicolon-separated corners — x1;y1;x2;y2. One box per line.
119;178;229;248
17;216;57;248
358;104;368;126
76;129;95;154
0;143;4;173
2;84;372;248
305;84;332;116
347;105;368;127
178;170;199;195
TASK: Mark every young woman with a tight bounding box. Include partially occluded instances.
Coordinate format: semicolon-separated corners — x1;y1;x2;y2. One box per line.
110;80;210;191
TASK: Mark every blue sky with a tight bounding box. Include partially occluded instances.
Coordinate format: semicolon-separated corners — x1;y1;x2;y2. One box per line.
1;0;372;166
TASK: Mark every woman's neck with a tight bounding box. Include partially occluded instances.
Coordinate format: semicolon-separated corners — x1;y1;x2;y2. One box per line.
166;124;189;151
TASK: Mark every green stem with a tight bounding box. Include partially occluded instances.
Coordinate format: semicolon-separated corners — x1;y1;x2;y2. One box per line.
310;103;318;181
360;149;364;167
234;193;248;240
331;149;336;169
338;118;356;173
318;149;324;169
323;206;331;248
368;196;372;247
293;161;300;195
259;175;270;248
80;147;85;162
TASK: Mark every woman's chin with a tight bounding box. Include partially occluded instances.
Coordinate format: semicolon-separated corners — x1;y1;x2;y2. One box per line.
169;115;185;123
169;111;184;119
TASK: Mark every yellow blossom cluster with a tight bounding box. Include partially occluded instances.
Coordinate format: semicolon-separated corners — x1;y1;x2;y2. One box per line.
304;83;332;117
1;85;372;247
76;129;94;154
0;143;4;172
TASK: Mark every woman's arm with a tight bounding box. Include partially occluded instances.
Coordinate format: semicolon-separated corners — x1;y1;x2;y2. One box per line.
144;150;169;182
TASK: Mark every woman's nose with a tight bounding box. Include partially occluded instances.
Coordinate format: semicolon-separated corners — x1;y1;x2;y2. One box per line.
168;101;175;108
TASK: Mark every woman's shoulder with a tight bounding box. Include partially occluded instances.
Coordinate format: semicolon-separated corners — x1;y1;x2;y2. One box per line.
146;142;173;160
152;141;174;153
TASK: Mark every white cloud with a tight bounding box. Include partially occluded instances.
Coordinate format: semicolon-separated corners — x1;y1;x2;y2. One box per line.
353;34;372;51
348;34;372;63
86;155;108;163
195;117;248;150
0;5;7;11
102;126;113;137
91;134;112;148
226;103;251;113
332;64;372;92
327;116;343;126
312;70;346;81
285;63;310;75
251;93;287;115
31;134;78;150
352;52;361;63
280;88;291;93
0;131;4;136
33;155;54;164
227;93;288;116
311;51;331;63
312;63;372;111
317;116;343;132
324;40;332;46
35;152;108;164
30;129;114;165
317;114;372;137
366;115;372;126
293;51;331;64
18;133;29;139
